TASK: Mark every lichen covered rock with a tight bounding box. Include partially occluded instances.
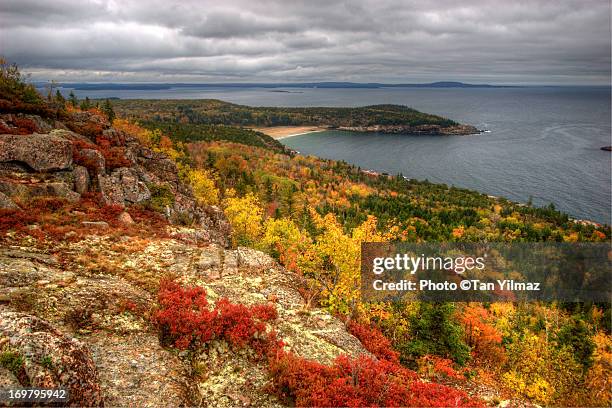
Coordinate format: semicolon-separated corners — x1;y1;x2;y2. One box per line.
0;311;103;407
0;133;73;172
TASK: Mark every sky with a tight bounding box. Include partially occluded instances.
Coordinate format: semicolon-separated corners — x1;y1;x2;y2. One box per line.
1;0;611;85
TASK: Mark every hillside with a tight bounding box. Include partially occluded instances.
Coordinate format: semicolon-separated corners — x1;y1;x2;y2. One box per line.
1;60;611;407
0;61;495;407
113;99;481;135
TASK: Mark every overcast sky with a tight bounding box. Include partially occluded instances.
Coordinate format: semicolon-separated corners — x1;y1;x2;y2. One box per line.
1;0;610;84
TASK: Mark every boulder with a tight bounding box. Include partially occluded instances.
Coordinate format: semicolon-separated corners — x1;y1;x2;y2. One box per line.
24;115;53;133
139;152;180;186
73;165;90;194
100;128;126;146
117;211;134;225
113;168;150;203
0;134;73;172
97;174;125;206
69;111;110;129
0;180;80;202
0;191;19;210
0;367;20;388
27;182;81;202
99;168;150;206
0;312;104;407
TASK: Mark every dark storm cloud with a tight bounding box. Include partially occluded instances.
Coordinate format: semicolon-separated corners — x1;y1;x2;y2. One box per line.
1;0;610;84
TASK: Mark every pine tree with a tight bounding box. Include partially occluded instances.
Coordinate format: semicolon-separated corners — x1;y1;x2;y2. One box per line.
102;98;115;123
68;91;78;107
55;90;65;104
80;96;91;110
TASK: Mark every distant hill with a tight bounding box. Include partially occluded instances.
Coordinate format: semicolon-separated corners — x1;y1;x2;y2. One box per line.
36;81;516;91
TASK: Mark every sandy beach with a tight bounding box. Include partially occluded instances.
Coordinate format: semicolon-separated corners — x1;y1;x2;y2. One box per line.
250;126;328;139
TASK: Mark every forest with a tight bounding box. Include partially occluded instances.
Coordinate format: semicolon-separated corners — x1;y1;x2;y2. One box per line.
112;99;459;128
117;108;611;406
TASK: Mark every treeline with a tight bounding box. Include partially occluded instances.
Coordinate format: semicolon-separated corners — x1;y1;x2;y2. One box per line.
113;99;459;128
140;121;287;153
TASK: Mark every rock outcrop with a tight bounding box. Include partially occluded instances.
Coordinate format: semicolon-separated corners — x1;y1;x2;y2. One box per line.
0;111;228;246
0;107;371;406
336;123;481;135
0;311;104;407
0;133;73;171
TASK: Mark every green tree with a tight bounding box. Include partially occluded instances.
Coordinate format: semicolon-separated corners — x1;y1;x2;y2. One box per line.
0;58;41;104
68;91;78;107
556;316;596;370
80;96;92;110
399;302;471;366
55;90;65;105
102;98;115;123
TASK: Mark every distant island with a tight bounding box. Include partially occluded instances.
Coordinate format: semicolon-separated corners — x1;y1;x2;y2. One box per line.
37;81;516;91
113;99;481;136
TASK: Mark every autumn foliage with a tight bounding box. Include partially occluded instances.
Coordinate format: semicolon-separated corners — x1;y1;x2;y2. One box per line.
154;279;279;351
347;321;400;364
269;352;483;407
154;280;483;407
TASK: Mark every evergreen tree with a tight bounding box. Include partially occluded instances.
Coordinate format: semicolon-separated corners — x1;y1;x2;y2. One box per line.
399;302;471;366
68;91;78;107
102;98;115;123
55;90;65;104
80;96;91;110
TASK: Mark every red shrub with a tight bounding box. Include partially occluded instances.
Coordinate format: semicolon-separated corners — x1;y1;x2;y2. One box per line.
0;117;38;135
30;196;68;212
0;121;12;134
95;137;132;169
154;279;217;349
347;321;400;364
418;355;465;381
126;206;168;229
154;279;278;351
0;209;39;233
268;352;481;407
13;117;37;134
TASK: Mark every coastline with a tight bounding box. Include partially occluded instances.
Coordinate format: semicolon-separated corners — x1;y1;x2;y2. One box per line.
250;126;328;139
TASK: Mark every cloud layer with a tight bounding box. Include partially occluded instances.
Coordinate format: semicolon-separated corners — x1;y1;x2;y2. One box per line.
1;0;610;84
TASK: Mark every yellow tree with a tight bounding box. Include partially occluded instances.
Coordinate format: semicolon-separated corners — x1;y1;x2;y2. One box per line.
187;168;219;206
223;191;263;246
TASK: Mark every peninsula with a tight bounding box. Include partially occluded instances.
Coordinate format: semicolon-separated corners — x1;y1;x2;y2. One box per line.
113;99;481;136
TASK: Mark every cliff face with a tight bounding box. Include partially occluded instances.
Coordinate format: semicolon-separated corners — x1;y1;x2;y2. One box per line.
0;110;368;406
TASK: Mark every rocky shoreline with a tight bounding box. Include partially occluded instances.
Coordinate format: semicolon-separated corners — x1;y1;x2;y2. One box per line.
335;123;482;135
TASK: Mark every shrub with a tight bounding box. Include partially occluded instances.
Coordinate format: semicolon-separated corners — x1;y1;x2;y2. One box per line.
95;137;132;169
0;209;39;233
155;280;483;407
268;352;482;407
417;355;465;381
154;279;278;351
146;183;175;213
347;321;400;364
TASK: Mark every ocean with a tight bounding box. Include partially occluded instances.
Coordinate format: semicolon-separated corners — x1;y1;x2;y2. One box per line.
65;85;612;224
